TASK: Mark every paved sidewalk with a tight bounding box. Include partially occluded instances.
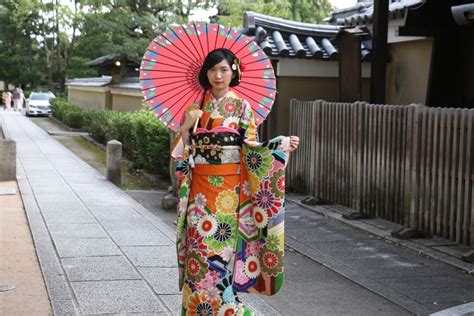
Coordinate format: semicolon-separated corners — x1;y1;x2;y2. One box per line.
2;112;278;315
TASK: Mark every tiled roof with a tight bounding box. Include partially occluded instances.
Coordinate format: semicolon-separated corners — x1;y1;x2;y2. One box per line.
66;76;112;87
110;77;141;90
86;54;118;67
326;0;424;26
242;11;371;61
86;54;140;67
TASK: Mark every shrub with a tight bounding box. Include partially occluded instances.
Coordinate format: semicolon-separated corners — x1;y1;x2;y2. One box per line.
85;110;108;143
49;98;170;178
131;110;170;177
63;106;84;128
51;98;70;122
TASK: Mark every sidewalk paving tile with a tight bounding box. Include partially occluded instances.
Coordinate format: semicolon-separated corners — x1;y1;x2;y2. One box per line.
122;246;177;267
88;205;144;221
41;210;97;224
70;280;167;314
48;223;109;239
79;194;132;207
138;267;180;294
62;256;141;281
101;221;174;246
160;294;182;315
54;238;122;258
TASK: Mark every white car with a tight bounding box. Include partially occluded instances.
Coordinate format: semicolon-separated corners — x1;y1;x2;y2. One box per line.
26;92;55;116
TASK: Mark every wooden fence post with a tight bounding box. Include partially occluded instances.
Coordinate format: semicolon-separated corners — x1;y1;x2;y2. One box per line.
408;104;422;229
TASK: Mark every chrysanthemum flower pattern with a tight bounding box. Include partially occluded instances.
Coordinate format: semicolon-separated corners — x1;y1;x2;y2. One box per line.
243;255;260;279
187;292;220;315
208;175;224;188
244;147;274;178
194;193;207;210
197;215;218;238
216;190;239;214
270;169;285;198
205;214;237;253
255;181;283;218
259;245;284;277
218;98;243;118
185;251;208;283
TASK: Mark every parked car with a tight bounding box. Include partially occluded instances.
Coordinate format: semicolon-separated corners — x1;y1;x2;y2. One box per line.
26;92;55;116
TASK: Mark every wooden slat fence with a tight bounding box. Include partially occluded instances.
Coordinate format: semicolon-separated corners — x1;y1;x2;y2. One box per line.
288;100;474;246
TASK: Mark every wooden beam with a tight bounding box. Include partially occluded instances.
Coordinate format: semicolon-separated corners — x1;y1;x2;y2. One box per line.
337;30;362;102
370;0;389;104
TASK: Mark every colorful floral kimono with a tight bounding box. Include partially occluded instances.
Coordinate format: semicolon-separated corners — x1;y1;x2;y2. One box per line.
173;90;290;315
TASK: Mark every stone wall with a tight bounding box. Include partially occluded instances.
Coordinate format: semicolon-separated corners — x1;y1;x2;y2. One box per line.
0;118;16;181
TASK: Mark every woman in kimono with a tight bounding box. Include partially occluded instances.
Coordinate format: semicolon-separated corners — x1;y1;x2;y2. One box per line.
173;48;299;315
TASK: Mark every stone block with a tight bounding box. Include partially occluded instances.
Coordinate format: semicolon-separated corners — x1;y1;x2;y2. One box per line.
461;250;474;263
0;139;16;181
106;140;122;186
162;193;178;210
342;210;369;220
301;196;330;205
391;227;424;239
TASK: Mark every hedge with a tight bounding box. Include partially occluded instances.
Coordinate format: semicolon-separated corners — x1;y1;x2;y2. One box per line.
50;98;170;178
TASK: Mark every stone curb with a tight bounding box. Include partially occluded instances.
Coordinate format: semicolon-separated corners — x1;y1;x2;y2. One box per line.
16;163;80;315
286;197;474;275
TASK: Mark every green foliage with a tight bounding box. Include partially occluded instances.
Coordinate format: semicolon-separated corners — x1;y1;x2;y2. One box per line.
213;0;333;26
130;110;170;177
50;98;170;178
67;56;99;79
64;106;84;128
51;98;70;122
0;0;46;88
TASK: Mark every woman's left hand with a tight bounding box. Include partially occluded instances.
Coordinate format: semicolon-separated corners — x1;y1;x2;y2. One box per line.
289;136;300;152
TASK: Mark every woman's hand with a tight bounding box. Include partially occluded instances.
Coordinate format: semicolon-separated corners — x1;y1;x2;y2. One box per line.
181;110;203;131
289;136;300;152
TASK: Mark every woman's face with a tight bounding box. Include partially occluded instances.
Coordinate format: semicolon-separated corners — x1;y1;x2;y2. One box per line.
206;59;235;90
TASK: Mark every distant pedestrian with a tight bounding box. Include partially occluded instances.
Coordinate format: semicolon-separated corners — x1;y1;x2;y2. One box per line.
17;88;25;112
12;87;21;111
2;91;12;110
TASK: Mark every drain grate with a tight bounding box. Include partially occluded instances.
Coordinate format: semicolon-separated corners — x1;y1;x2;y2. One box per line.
0;187;16;195
0;283;16;292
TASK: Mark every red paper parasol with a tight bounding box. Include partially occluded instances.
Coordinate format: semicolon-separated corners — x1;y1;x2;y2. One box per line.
140;22;276;131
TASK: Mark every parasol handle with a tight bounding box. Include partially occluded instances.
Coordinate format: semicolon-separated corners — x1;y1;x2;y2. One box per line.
192;116;200;134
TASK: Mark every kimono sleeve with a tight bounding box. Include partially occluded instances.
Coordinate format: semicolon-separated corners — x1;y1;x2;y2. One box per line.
238;100;258;143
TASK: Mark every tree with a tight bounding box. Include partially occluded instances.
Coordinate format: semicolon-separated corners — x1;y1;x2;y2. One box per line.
75;0;214;65
289;0;333;24
212;0;333;27
0;0;47;88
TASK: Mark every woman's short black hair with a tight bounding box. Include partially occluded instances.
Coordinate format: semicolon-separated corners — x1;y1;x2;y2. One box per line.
198;48;240;90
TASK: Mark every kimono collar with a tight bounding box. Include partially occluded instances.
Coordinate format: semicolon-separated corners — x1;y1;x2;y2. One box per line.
207;89;237;104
